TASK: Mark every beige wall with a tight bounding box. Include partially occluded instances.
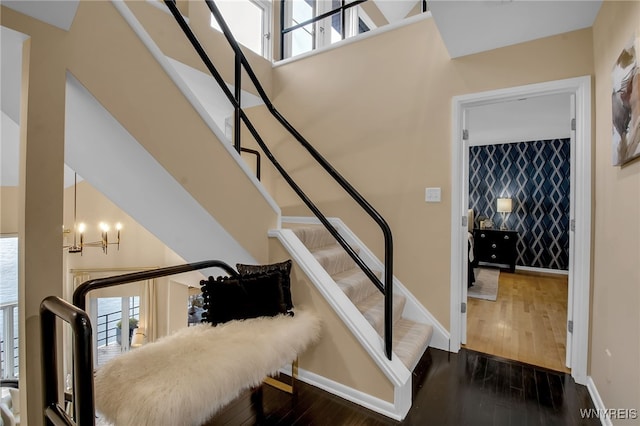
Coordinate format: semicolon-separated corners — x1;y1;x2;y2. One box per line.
591;0;640;418
267;18;594;329
1;186;19;235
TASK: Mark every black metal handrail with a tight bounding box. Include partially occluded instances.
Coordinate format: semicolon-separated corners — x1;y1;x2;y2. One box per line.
164;0;394;359
42;260;237;426
41;297;94;426
240;147;261;180
73;260;237;311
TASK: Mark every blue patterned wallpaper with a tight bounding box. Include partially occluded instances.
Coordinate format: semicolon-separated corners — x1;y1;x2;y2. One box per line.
469;139;570;270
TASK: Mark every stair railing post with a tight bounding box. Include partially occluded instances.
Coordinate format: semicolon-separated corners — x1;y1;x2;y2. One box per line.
280;0;285;60
234;53;241;153
385;240;393;360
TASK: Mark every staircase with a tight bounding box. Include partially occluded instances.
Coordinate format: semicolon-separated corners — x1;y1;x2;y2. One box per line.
115;0;448;418
283;221;433;371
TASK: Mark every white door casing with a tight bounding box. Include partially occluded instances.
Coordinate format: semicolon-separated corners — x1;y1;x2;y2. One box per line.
450;76;591;385
460;110;469;345
566;93;577;368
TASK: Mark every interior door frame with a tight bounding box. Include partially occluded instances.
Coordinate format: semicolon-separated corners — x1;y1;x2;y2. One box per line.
449;76;592;385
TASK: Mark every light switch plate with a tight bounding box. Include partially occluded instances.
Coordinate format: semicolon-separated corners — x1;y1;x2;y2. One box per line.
425;187;441;202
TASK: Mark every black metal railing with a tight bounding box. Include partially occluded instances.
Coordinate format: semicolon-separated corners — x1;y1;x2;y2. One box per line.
0;337;19;378
41;260;237;426
0;302;19;379
95;305;139;349
240;147;261;180
164;0;394;360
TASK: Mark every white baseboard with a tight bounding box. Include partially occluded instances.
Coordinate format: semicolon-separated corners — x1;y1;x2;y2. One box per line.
515;265;569;276
280;364;409;421
587;376;613;426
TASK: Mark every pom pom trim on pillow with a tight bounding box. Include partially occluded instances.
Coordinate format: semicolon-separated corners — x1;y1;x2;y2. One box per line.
201;270;289;325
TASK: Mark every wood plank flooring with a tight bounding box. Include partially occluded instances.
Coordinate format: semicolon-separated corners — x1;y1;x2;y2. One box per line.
202;348;598;425
465;269;570;373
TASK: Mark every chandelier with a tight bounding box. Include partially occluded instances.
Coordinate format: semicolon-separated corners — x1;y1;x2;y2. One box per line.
63;173;121;255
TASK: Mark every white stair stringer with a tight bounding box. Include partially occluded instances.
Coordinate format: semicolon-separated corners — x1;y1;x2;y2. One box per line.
268;227;412;421
282;216;450;353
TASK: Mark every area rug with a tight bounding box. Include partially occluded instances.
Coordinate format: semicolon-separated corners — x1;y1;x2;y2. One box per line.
468;268;500;301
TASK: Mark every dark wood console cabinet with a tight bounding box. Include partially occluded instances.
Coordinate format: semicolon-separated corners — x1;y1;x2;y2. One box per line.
473;229;518;273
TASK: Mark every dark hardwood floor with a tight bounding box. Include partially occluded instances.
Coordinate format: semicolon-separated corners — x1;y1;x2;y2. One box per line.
203;348;599;426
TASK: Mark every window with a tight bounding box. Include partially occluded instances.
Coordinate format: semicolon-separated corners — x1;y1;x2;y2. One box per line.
91;295;140;367
282;0;375;60
0;237;18;379
188;293;204;326
210;0;272;59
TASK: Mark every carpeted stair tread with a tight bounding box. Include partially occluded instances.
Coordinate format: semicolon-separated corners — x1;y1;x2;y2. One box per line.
284;223;337;250
332;268;381;305
311;245;358;276
393;319;433;369
356;291;406;336
283;220;433;371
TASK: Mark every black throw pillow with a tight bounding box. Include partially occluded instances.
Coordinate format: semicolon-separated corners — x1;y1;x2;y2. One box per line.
236;260;293;311
201;270;288;325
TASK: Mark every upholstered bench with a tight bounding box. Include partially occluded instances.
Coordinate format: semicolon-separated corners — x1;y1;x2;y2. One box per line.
94;310;320;425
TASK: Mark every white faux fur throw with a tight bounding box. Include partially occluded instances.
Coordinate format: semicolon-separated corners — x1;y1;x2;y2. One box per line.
95;310;321;426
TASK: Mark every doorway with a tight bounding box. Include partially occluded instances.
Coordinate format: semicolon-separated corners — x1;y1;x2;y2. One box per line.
466;135;572;373
450;76;592;385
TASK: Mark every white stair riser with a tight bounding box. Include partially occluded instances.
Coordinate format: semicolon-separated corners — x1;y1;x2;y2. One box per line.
334;270;381;305
358;293;406;336
289;225;337;250
312;247;358;276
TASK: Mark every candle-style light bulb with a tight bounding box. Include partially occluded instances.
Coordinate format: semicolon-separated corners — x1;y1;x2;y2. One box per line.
115;222;122;248
78;222;85;254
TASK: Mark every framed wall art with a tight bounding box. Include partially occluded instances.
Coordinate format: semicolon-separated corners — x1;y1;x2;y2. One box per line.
612;34;640;166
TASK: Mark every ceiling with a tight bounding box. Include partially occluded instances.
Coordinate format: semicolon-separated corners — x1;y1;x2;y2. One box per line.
374;0;421;24
1;0;79;31
428;0;602;58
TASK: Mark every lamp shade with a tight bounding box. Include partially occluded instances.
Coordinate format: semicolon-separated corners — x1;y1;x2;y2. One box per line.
497;198;512;213
131;327;146;348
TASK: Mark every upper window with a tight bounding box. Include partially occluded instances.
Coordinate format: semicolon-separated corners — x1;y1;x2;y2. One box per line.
282;0;374;60
210;0;272;59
